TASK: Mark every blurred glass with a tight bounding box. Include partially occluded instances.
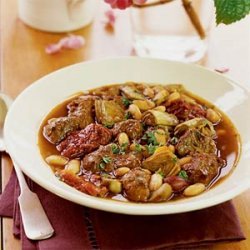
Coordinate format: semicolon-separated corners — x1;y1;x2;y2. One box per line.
130;0;214;63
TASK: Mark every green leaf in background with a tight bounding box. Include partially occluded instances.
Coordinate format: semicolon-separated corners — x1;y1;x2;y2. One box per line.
215;0;250;25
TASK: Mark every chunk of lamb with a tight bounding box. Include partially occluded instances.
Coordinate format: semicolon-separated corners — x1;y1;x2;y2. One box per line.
67;95;99;116
166;99;206;122
82;145;113;173
57;124;112;158
82;144;141;173
176;129;216;156
122;168;151;202
112;119;143;139
43;97;94;144
114;153;141;169
182;153;226;185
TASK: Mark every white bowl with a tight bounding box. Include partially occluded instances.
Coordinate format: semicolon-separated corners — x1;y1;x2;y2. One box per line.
4;57;250;215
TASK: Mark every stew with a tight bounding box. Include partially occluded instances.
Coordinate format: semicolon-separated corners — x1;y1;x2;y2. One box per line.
39;83;240;203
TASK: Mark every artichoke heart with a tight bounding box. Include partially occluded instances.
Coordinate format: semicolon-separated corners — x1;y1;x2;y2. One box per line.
174;118;216;138
142;110;178;126
95;100;125;126
121;86;145;100
142;146;179;176
165;84;185;93
153;89;169;105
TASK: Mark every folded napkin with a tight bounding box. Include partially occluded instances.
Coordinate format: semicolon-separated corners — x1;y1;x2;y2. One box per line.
0;170;245;250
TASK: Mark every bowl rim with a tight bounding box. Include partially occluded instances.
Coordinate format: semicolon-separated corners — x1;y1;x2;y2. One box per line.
4;56;250;215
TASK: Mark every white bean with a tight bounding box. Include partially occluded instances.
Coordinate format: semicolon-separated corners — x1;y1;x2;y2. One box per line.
206;108;221;124
183;183;206;196
118;132;130;146
65;159;81;174
45;155;68;166
133;100;155;111
149;173;163;191
114;167;130;177
149;183;172;202
109;180;122;194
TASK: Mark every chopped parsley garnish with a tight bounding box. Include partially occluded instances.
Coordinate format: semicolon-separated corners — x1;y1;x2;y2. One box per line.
125;112;132;120
98;162;106;170
142;131;159;146
178;170;188;180
101;173;112;178
172;156;178;164
120;142;128;154
135;143;142;152
102;156;112;164
111;143;128;155
98;156;112;170
111;144;120;154
122;97;132;107
147;131;159;145
157;169;165;178
145;144;157;155
103;122;114;128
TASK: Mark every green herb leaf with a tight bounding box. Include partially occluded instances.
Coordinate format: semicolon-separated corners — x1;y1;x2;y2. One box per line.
102;156;112;164
122;97;132;107
157;169;165;178
120;142;128;154
111;143;128;155
135;143;142;152
178;170;188;180
214;0;250;25
146;131;159;146
146;144;157;155
98;156;112;171
111;144;120;154
172;156;178;164
125;112;132;120
98;162;106;170
103;122;114;128
101;173;112;178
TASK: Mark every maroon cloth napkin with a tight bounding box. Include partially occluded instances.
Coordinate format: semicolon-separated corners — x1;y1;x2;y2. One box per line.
0;170;245;250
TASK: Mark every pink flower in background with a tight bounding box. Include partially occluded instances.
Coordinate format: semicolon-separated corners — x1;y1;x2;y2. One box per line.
104;0;147;9
104;10;116;28
214;67;230;74
45;43;62;54
45;35;85;54
60;35;85;49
